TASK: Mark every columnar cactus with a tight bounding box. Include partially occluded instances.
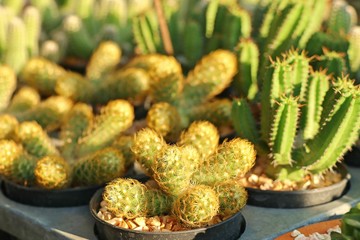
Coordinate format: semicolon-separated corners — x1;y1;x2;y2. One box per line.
10;153;38;185
112;134;136;169
5;86;40;115
0;114;18;140
0;65;17;112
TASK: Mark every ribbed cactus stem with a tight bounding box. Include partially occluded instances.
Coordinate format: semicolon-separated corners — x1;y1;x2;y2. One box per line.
153;145;200;196
235;38;259;101
301;71;330;140
328;0;357;35
21;57;66;96
86;41;122;85
132;128;167;176
183;20;203;67
17;121;59;158
0;114;18;141
23;6;41;57
5;17;27;74
348;26;360;73
5;87;40;115
76;100;134;158
314;50;347;80
269;96;299;166
260;59;292;141
0;6;9;59
0;65;17;112
59;103;93;163
205;0;219;38
297;77;360;174
73;147;126;186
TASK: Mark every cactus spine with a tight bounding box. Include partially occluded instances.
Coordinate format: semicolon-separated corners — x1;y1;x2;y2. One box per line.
10;153;38;186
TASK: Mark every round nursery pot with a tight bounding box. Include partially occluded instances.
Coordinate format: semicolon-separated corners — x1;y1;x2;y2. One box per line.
1;179;102;207
343;146;360;167
90;189;246;240
246;164;351;208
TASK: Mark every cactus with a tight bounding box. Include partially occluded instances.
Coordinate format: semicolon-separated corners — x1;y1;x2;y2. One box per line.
178;121;219;162
17;121;59;158
0;114;19;140
4;17;27;74
86;41;122;85
112;134;135;169
193;138;256;186
327;0;357;36
34;155;71;189
21;57;66;96
214;180;248;217
0;140;22;178
0;65;17;112
5;86;40;115
76;99;134;157
313;50;348;80
152;145;200;196
59;103;93;163
348;26;360;74
73;147;126;186
103;178;148;218
16;96;73;131
10;153;38;186
23;6;41;57
146;188;174;217
172;185;219;227
132;128;167;176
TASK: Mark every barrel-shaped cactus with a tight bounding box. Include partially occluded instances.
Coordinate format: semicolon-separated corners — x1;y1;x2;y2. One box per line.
0;139;22;178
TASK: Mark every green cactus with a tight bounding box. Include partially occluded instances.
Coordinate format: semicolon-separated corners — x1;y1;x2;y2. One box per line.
305;31;349;57
102;178;148;218
59;103;93;163
172;185;219;227
0;139;22;178
23;6;41;57
86;41;122;85
0;65;17;112
21;57;66;96
328;0;357;36
0;114;18;140
183;19;203;67
0;6;9;59
348;26;360;74
214;180;248;217
313;50;348;80
73;147;126;186
5;86;40;115
182;49;237;107
55;71;95;103
34;155;71;189
193;138;256;186
16;96;73;131
146;188;174;217
178;121;219;162
17;121;59;158
152;145;200;196
76;99;134;157
132;128;167;176
111;134;135;169
4;17;27;74
146;102;182;142
10;153;38;186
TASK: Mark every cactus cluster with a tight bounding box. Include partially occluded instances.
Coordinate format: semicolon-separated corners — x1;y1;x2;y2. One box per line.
102;120;255;227
232;50;360;182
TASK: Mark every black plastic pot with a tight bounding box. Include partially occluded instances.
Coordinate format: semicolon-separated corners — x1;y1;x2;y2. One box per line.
1;178;102;207
246;164;351;208
90;189;246;240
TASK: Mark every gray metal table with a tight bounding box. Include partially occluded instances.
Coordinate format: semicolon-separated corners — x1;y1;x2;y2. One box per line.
0;166;359;240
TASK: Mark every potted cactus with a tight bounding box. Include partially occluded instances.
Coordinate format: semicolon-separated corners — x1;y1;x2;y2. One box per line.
231;49;359;208
90;121;253;240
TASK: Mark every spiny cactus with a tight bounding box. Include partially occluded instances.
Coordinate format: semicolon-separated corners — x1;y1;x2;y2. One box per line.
177;121;219;162
0;65;16;112
73;147;126;186
213;180;248;217
111;134;135;169
193;138;256;186
132;128;167;176
17;121;59;158
152;145;200;196
0;139;22;178
348;26;360;75
59;103;93;163
76;99;134;158
327;0;357;36
313;50;348;80
5;86;40;115
172;185;219;227
23;6;41;57
16;95;73;131
85;41;122;85
21;57;66;96
10;153;38;186
0;114;19;140
103;178;148;219
34;155;71;189
146;188;174;217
